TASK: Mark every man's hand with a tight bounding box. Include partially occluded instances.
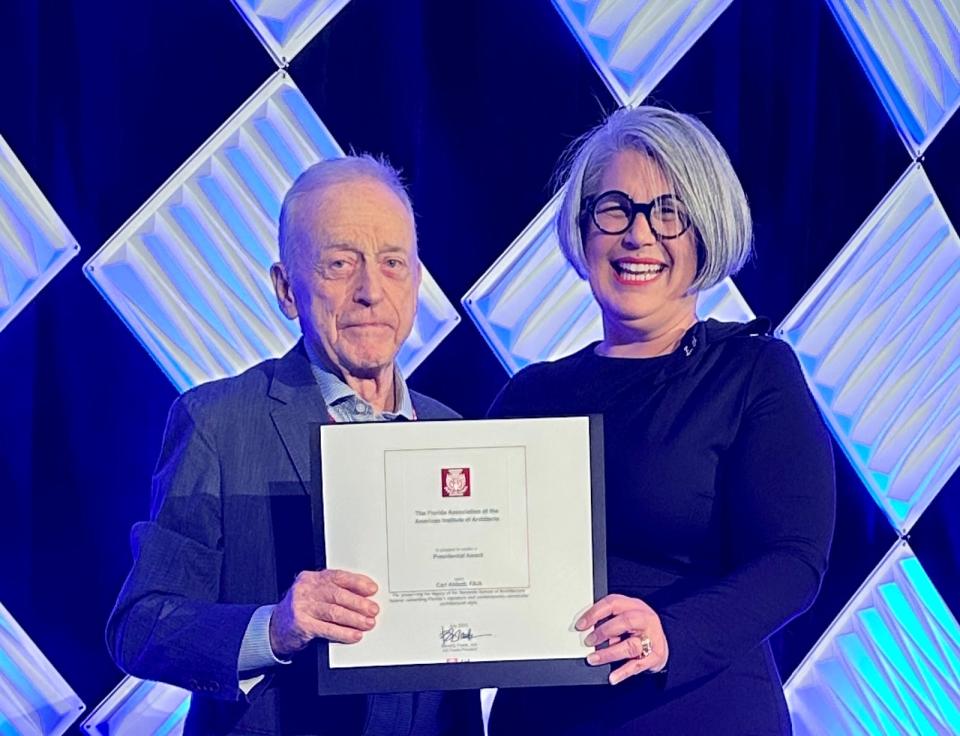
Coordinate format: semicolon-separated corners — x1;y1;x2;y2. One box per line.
269;569;379;658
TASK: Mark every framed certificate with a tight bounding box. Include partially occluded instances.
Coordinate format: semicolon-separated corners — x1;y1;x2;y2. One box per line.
314;416;607;694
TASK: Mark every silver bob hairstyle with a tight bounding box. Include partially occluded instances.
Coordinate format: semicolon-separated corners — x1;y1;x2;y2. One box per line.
556;106;752;292
278;154;415;270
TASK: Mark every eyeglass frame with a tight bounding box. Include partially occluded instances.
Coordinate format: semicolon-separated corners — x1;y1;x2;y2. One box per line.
579;190;693;240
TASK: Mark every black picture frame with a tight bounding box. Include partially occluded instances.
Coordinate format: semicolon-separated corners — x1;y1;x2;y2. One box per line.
313;415;608;694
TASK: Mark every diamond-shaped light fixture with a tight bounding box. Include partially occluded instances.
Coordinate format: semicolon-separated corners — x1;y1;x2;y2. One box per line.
552;0;735;106
0;134;79;333
86;71;458;392
80;677;190;736
231;0;353;66
786;542;960;735
826;0;960;157
778;164;960;533
463;192;754;375
0;602;85;736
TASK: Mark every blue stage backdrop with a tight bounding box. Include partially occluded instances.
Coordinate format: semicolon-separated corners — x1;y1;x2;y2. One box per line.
1;1;959;733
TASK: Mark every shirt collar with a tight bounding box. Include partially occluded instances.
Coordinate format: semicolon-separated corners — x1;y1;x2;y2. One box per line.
304;340;415;421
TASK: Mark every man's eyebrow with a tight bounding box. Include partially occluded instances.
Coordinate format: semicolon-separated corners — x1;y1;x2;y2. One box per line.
319;244;409;253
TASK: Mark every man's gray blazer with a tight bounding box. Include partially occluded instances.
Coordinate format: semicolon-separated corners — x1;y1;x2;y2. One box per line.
106;341;482;735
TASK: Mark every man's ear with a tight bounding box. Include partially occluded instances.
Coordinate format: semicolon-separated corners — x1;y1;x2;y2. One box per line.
271;262;299;320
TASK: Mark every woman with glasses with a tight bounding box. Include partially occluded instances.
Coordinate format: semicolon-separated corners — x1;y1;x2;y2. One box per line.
487;107;835;735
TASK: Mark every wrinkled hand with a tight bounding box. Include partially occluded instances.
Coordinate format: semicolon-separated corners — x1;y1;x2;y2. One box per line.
577;594;669;685
269;569;379;658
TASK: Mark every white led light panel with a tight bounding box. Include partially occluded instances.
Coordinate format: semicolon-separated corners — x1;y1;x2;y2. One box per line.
552;0;735;106
778;164;960;533
826;0;960;156
231;0;353;66
80;677;189;736
86;71;458;392
0;602;84;736
0;134;79;333
786;542;960;736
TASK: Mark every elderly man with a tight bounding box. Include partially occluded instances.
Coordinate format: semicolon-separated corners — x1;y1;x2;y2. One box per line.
107;156;482;735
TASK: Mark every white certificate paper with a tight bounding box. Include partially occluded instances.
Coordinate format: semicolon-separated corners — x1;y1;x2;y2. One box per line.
319;416;605;685
384;446;530;593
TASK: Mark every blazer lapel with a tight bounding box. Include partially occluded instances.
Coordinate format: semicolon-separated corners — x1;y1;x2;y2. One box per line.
269;340;330;496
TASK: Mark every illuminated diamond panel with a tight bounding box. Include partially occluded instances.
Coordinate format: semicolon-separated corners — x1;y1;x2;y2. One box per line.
0;134;79;333
86;71;459;392
786;543;960;736
232;0;353;66
826;0;960;156
463;192;754;375
80;677;189;736
777;165;960;533
0;602;85;736
552;0;735;106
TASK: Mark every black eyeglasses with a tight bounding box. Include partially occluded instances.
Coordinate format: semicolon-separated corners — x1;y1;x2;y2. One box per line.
580;190;692;239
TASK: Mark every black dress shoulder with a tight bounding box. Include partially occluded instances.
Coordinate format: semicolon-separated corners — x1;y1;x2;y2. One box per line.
487;319;835;736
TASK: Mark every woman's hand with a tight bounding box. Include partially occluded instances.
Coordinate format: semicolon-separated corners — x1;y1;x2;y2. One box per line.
577;594;669;685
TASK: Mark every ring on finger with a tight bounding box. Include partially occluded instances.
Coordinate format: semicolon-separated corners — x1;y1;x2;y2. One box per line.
638;635;653;659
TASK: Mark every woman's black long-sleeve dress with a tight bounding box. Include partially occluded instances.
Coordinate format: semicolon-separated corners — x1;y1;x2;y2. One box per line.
486;319;836;736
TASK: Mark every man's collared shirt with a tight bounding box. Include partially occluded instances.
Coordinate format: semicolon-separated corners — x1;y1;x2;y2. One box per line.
237;344;413;687
309;352;415;423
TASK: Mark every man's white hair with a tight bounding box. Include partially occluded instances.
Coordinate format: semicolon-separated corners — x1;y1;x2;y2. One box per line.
556;106;753;291
278;154;416;270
